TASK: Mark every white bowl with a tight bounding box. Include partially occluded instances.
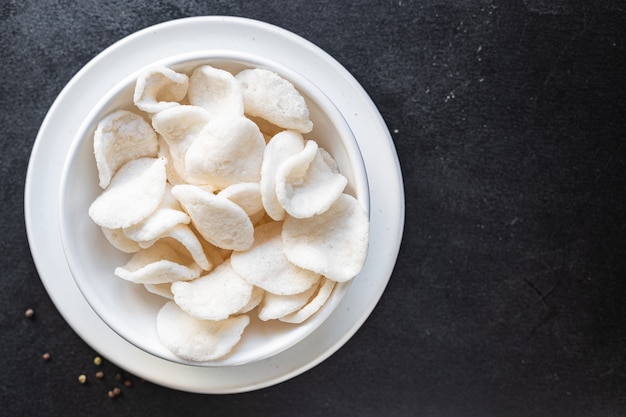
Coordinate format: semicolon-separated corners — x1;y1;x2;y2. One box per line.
59;50;369;366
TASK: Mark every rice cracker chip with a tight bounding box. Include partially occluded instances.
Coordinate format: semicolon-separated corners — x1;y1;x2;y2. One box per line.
157;301;250;362
101;227;142;253
144;282;174;300
236;68;313;133
260;130;305;221
145;224;212;271
275;140;347;219
133;67;189;114
282;193;369;282
157;136;187;185
258;281;319;321
88;157;167;229
184;116;265;189
122;184;190;243
152;105;211;183
238;285;265;314
171;259;254;321
114;240;202;284
172;184;254;251
188;65;244;119
93;110;158;189
217;182;264;217
279;278;336;324
230;221;320;295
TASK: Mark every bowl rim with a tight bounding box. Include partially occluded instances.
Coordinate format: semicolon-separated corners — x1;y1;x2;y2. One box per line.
58;49;370;367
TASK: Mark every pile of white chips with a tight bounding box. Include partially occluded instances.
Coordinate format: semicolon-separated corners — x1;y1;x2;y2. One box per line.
87;63;369;362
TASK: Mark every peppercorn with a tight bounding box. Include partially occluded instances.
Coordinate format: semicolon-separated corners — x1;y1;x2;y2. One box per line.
93;356;102;366
95;371;104;379
25;308;35;318
78;374;87;384
42;352;51;361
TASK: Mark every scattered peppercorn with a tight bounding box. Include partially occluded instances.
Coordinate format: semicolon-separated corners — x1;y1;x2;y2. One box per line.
95;371;104;379
78;374;87;384
93;356;102;366
42;352;51;361
25;308;35;318
115;372;124;382
107;390;116;399
113;387;121;396
124;379;132;387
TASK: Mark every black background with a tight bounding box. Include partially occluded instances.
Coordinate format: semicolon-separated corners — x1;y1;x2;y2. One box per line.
2;1;625;416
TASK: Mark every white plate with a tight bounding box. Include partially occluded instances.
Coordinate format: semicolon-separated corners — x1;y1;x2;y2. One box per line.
24;16;404;394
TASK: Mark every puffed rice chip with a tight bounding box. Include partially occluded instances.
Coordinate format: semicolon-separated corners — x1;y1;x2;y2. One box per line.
236;68;313;133
279;278;336;324
148;224;212;271
258;281;319;321
88;157;167;229
114;240;202;284
144;283;174;300
122;184;190;243
152;105;211;183
230;221;320;295
275;140;347;218
100;227;142;253
184;116;265;189
260;130;305;221
171;184;254;251
188;65;244;119
237;285;265;314
93;110;158;189
171;259;254;321
157;136;187;185
134;67;189;113
282;193;369;282
217;182;264;217
157;301;250;362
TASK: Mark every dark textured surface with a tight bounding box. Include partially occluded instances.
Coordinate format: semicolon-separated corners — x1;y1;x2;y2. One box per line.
2;1;625;416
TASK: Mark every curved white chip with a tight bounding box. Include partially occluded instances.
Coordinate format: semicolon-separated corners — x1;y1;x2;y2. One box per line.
93;110;158;189
152;105;211;183
275;140;347;219
199;237;228;269
114;240;202;284
249;115;283;139
88;157;167;229
101;227;142;253
157;135;186;186
218;182;263;217
151;224;212;271
258;281;319;321
279;278;336;324
134;67;189;113
144;282;174;300
230;221;320;295
122;184;190;243
188;65;244;119
157;301;250;362
260;130;305;221
185;116;265;189
236;68;313;133
238;285;265;314
282;193;369;282
172;184;254;251
171;259;254;321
